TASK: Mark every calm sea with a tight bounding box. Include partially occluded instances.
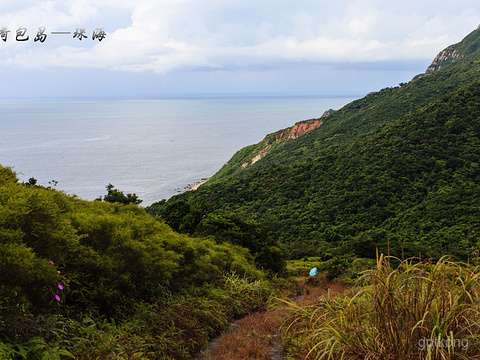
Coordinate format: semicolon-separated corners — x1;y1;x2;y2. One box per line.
0;96;356;205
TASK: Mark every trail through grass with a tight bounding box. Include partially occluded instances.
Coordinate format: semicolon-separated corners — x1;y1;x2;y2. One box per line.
196;274;343;360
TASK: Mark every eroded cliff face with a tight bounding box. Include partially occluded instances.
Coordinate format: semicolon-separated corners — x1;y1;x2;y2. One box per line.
274;119;323;140
240;118;325;169
241;145;271;168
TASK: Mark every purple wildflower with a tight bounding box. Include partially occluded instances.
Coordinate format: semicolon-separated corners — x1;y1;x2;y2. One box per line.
55;295;61;301
58;284;64;290
49;260;54;265
202;214;206;219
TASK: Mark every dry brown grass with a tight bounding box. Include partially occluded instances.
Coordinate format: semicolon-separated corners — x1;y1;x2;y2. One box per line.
202;311;283;360
293;274;346;307
199;275;345;360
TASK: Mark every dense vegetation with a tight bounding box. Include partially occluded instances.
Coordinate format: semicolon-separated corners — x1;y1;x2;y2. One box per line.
146;200;286;274
164;29;480;264
0;166;272;359
284;256;480;359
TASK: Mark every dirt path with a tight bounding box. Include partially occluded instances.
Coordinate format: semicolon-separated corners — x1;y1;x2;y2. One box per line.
195;294;307;360
195;321;239;360
269;332;287;360
194;277;332;360
194;310;284;360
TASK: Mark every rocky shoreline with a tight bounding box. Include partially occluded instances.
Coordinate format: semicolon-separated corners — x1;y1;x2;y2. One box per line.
189;178;210;191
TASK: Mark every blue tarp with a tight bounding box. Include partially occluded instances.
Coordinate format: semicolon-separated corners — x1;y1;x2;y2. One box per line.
309;267;318;276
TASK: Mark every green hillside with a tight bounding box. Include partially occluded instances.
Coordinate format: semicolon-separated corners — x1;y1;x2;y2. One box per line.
200;28;480;186
158;28;480;262
0;166;270;359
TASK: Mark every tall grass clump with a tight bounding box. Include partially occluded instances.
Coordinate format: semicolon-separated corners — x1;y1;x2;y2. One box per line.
283;255;480;359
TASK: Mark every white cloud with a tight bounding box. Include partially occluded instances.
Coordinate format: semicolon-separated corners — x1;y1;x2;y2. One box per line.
0;0;479;74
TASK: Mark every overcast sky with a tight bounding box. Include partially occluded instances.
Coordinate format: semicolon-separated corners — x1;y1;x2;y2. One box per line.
0;0;479;98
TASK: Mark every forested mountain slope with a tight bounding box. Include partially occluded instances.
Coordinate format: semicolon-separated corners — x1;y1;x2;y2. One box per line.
160;28;480;261
204;28;480;184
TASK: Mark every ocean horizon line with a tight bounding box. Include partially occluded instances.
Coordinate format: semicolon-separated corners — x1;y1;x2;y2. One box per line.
0;92;363;101
0;96;357;205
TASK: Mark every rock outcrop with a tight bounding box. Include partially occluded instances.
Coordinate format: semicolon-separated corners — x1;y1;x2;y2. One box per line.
413;46;466;80
424;46;465;75
413;26;480;81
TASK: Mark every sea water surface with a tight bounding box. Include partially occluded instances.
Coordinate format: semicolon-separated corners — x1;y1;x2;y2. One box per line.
0;96;356;205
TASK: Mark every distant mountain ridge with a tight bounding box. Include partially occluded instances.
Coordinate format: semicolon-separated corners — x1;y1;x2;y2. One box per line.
151;26;480;261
